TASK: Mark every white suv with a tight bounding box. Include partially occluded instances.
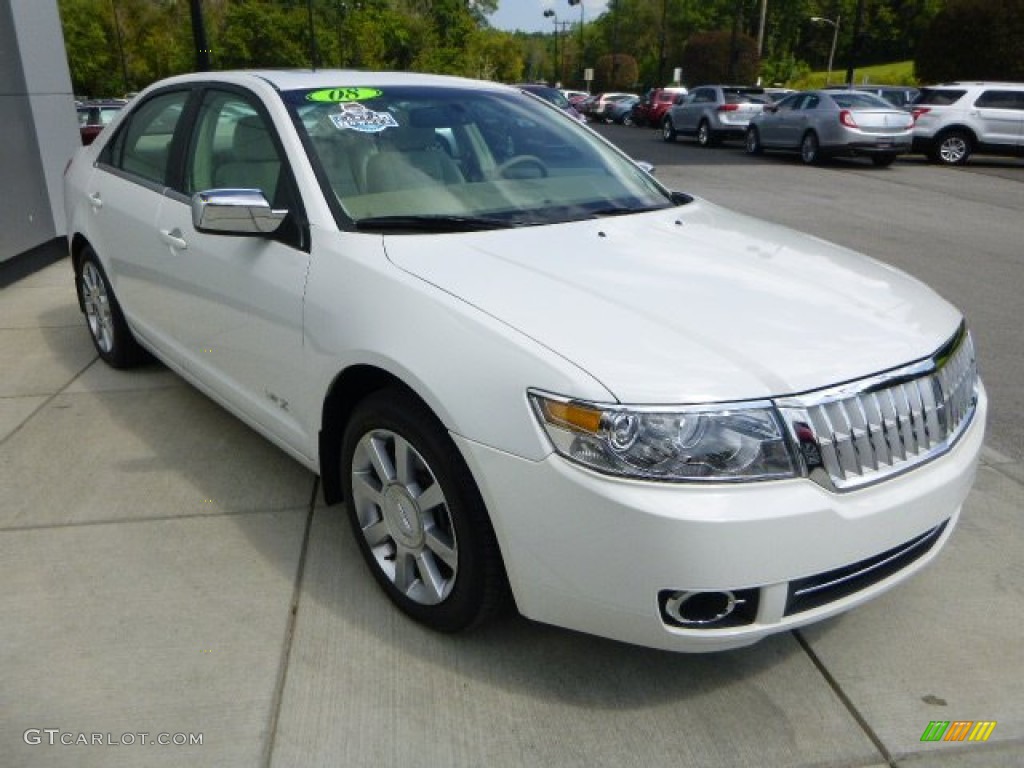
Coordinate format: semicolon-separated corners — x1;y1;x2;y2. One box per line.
912;82;1024;165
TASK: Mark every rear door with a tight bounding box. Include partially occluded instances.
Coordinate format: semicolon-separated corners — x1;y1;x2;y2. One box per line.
89;88;194;352
973;89;1024;150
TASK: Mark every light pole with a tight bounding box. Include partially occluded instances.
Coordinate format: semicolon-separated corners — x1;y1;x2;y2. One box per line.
543;9;559;85
810;15;840;86
568;0;584;86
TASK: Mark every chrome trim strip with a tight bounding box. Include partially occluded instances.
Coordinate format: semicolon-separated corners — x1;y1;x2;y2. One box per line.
791;524;943;599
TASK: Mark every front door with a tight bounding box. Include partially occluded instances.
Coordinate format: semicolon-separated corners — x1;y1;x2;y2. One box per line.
154;88;312;456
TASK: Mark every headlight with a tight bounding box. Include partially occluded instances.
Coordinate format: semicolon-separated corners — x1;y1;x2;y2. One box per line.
529;391;797;482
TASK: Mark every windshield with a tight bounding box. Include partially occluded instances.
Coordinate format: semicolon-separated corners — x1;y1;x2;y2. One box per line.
283;85;673;231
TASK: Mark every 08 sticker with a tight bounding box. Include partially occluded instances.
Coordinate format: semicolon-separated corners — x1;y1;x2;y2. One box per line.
307;87;383;103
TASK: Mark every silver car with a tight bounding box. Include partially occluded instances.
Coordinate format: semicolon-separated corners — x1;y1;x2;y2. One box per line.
746;90;914;167
662;85;766;146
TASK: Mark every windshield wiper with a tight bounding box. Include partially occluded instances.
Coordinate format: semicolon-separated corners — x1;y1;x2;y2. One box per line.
588;203;671;218
354;215;525;232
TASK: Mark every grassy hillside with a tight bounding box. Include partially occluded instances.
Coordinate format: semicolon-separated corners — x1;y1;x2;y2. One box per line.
790;60;917;89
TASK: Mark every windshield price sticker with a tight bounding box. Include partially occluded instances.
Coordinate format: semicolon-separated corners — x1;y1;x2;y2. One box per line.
307;87;383;103
328;103;399;133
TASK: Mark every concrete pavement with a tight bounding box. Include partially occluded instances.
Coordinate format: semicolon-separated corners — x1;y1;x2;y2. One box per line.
2;255;1022;767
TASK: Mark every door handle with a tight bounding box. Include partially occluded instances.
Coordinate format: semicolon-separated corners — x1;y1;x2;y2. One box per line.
159;228;188;250
88;193;103;210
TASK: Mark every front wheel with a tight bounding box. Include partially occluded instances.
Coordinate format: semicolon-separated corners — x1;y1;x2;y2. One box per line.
800;131;821;165
745;127;763;155
75;246;147;368
662;117;677;142
341;389;505;632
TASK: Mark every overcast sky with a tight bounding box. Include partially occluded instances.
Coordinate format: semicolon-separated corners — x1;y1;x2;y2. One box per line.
487;0;611;34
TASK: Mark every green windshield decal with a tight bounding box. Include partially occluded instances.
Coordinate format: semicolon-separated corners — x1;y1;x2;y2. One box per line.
306;87;383;103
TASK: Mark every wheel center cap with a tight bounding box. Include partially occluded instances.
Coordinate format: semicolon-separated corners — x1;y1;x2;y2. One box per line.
382;484;424;548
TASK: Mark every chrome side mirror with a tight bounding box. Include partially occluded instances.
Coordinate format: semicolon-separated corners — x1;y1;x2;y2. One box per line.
191;189;287;235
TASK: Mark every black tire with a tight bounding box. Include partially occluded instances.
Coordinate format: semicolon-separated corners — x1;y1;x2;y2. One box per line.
871;153;897;168
933;129;972;165
75;245;147;368
745;126;763;155
696;120;718;148
340;388;505;632
662;117;677;142
800;131;821;165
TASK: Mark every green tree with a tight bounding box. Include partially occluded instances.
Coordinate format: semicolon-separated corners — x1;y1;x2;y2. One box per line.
916;0;1024;82
59;0;119;96
681;30;760;84
595;53;640;90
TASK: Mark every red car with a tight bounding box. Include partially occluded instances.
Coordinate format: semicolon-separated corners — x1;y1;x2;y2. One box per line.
77;100;125;145
632;87;688;128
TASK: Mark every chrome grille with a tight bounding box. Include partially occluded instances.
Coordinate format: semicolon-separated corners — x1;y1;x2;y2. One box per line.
778;327;978;491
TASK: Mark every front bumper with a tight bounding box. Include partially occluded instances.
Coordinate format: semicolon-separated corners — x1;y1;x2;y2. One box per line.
455;385;986;652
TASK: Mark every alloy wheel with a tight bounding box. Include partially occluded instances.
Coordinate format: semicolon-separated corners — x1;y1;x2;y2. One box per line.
80;261;115;354
350;428;458;605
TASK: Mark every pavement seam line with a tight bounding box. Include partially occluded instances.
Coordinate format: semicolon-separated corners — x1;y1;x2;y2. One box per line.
263;477;319;768
0;354;97;448
794;629;898;768
0;505;312;533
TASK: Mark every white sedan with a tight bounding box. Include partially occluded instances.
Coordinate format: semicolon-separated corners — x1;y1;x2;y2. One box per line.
64;70;985;652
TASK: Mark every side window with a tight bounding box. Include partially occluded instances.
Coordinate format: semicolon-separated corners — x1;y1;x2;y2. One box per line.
106;91;189;185
803;94;820;110
975;90;1022;110
694;89;714;104
775;94;801;112
185;91;284;205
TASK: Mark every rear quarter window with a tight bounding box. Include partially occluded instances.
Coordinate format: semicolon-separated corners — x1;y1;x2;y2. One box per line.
974;90;1024;110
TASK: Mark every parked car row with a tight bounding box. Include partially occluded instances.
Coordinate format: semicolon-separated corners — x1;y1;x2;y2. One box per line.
651;81;1024;167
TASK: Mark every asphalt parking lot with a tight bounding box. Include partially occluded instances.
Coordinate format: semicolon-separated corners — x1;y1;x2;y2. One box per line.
2;148;1023;766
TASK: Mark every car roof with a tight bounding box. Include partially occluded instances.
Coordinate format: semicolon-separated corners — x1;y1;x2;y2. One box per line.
142;69;512;95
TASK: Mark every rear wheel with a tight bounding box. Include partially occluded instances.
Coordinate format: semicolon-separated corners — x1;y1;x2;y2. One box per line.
341;388;505;632
933;129;972;165
662;117;677;142
745;127;763;155
800;131;821;165
871;153;897;168
75;246;147;368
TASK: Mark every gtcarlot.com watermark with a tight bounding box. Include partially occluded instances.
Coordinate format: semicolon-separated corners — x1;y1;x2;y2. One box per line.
24;729;203;747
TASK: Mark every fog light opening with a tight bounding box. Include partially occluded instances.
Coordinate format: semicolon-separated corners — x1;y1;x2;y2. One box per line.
665;590;741;626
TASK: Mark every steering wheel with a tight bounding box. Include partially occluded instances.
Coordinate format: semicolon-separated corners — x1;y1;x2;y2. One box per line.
495;155;549;179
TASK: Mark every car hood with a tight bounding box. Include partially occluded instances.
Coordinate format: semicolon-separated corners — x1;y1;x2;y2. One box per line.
383;200;962;403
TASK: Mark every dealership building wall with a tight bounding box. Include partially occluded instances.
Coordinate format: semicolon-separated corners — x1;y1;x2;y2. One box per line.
0;0;79;264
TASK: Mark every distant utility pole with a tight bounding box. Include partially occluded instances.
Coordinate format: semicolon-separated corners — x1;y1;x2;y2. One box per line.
306;0;319;70
110;0;130;91
189;0;210;72
845;0;866;85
